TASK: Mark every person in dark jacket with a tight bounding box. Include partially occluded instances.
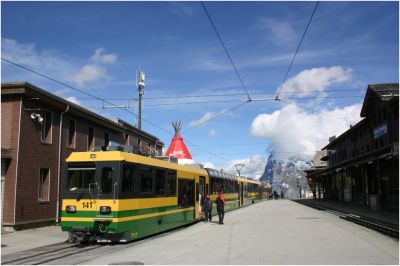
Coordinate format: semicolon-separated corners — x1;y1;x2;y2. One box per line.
204;195;213;222
216;191;225;224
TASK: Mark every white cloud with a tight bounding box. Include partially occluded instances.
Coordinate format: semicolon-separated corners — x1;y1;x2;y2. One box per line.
257;18;299;46
67;64;106;87
250;103;363;160
68;48;118;87
2;38;117;89
209;129;217;137
279;66;352;97
65;96;81;105
90;48;118;64
189;109;232;128
201;154;266;179
2;38;73;75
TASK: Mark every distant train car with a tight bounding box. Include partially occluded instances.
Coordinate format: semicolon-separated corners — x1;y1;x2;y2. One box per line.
206;168;240;214
61;149;265;243
237;177;262;206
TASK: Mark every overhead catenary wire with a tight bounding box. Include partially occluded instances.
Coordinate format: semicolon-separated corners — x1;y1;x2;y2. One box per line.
182;101;249;133
76;89;365;101
200;1;251;101
1;57;235;161
275;1;320;100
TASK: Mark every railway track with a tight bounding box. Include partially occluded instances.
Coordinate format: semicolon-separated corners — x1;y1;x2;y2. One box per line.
293;199;399;239
1;242;104;265
1;224;190;265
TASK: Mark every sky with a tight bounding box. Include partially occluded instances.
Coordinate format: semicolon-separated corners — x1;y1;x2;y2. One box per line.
1;1;399;178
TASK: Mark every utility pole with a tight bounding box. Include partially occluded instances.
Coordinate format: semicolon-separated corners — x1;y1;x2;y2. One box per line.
137;71;145;130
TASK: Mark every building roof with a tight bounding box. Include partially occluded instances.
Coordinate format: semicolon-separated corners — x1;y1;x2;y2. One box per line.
322;83;399;150
322;118;366;150
1;81;163;145
360;83;399;117
312;150;328;167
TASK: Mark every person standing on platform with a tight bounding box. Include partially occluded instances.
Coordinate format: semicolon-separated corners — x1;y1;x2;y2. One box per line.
216;191;225;224
204;195;213;222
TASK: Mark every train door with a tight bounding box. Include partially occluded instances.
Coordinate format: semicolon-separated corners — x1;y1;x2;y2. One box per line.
199;176;206;208
195;176;206;220
240;182;244;206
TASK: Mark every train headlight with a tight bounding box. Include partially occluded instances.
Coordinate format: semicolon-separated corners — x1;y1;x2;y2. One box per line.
66;205;76;213
100;206;112;215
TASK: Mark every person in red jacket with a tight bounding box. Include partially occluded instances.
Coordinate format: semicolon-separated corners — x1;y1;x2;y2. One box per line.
216;191;225;224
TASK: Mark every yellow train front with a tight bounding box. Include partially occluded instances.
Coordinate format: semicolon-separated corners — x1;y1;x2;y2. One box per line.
61;150;209;243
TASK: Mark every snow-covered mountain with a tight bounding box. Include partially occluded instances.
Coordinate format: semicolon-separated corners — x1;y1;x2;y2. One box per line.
260;152;313;198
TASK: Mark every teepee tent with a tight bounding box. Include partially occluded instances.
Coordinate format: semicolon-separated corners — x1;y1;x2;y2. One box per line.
165;121;193;164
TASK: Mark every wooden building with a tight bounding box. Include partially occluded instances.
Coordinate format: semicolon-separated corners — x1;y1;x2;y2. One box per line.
306;84;399;210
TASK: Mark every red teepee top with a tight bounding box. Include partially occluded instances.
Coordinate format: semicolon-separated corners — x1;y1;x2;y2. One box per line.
165;121;192;159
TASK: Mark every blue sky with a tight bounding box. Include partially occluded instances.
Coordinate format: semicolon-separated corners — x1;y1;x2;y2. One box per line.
2;1;399;177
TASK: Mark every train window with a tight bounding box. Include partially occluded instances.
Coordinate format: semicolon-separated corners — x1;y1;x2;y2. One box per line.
101;167;113;194
156;169;166;196
121;164;135;193
67;163;96;192
178;178;194;208
166;170;176;196
210;177;222;194
140;166;153;193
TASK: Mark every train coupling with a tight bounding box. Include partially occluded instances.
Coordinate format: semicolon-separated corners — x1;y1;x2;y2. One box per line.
68;227;91;243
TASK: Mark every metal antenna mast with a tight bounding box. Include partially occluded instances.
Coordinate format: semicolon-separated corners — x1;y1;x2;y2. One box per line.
137;70;145;130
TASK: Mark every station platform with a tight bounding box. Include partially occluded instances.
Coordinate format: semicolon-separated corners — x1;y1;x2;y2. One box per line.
1;200;398;264
293;199;399;229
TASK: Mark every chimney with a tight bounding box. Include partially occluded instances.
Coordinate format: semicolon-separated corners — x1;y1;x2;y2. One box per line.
329;136;336;143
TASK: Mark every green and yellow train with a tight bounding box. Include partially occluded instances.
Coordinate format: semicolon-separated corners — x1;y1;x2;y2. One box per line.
61;149;269;243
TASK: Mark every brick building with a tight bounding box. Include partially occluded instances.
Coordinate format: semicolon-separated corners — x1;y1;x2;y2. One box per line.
1;82;164;230
306;84;399;210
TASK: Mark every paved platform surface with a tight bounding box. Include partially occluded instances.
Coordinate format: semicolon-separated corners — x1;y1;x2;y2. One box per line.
87;200;398;265
1;225;68;255
295;199;399;227
1;200;398;264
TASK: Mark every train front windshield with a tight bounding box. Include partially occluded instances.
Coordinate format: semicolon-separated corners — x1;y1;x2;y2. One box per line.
66;163;96;193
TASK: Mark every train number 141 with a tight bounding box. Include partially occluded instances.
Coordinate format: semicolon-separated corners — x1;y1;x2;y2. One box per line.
82;202;93;209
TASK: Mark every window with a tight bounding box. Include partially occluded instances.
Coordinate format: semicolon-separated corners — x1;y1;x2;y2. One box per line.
101;167;113;194
66;163;96;192
155;169;166;196
166;170;176;196
104;133;110;147
393;104;399;120
140;166;153;193
39;168;50;201
40;111;52;143
178;178;194;208
67;119;76;148
88;127;95;151
121;163;135;193
67;163;96;193
124;133;129;146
